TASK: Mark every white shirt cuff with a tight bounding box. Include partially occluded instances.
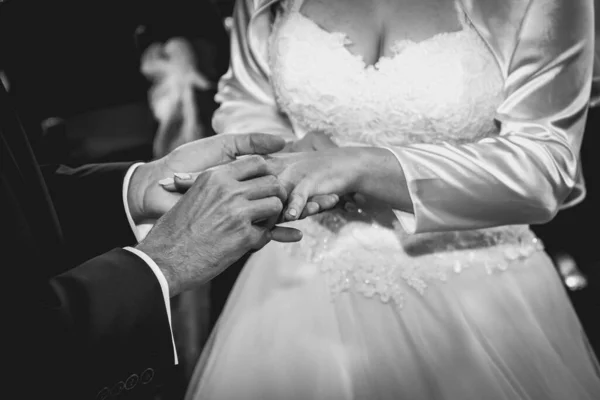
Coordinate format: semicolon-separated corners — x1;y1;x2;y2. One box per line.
122;163;154;241
122;164;178;365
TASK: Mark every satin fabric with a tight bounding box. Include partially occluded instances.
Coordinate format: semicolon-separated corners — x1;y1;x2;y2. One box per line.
213;0;595;234
592;0;600;107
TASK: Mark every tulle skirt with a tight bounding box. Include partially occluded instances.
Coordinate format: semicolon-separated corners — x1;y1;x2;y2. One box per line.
185;241;600;400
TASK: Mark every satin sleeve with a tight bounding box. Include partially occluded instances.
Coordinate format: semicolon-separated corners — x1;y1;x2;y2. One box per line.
591;0;600;107
387;0;594;234
212;0;295;139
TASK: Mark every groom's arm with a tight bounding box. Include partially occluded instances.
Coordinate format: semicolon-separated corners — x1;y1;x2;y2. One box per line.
33;248;175;400
40;161;178;354
40;162;140;263
40;160;179;370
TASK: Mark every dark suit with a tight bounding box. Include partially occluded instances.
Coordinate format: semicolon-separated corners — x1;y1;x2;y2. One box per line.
1;82;174;399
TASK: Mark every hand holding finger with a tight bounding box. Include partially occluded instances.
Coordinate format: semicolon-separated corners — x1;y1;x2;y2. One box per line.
243;175;287;203
298;194;340;219
309;194;339;213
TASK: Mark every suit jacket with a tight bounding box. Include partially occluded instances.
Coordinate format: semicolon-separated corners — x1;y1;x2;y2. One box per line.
215;0;595;234
1;82;175;399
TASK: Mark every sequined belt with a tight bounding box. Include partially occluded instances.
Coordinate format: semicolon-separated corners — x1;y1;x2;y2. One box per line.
282;207;544;307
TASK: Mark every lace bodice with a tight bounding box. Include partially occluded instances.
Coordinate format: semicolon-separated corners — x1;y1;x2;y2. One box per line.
269;0;504;147
268;0;544;306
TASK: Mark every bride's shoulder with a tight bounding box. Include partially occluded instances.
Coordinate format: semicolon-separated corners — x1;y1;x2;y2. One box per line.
464;0;591;53
464;0;589;25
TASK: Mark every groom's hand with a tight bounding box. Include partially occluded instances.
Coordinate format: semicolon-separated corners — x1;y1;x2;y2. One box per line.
136;156;297;297
170;173;341;225
127;133;286;224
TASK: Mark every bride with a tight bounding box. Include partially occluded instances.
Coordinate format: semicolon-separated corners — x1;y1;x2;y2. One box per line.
185;0;600;398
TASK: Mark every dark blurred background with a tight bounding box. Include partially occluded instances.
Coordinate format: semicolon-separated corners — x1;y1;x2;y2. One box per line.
0;0;597;399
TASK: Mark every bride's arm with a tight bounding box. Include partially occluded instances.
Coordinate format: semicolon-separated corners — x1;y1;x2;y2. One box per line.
212;0;296;139
352;0;593;233
279;0;594;232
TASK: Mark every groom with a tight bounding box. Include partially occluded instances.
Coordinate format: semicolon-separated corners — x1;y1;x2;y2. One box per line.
1;81;336;400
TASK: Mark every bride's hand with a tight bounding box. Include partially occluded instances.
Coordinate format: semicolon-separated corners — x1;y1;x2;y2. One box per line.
266;148;365;221
162;169;341;225
280;131;338;153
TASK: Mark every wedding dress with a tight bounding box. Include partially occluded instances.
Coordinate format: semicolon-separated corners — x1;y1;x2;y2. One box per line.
186;0;600;398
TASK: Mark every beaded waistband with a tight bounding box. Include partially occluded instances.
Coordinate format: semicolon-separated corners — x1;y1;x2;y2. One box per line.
304;205;539;257
282;205;544;306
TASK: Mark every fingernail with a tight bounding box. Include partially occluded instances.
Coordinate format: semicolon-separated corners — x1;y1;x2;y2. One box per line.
158;178;174;186
287;208;297;218
174;172;191;180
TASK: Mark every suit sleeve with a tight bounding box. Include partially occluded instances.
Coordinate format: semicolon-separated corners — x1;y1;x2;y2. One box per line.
31;249;175;400
41;162;140;263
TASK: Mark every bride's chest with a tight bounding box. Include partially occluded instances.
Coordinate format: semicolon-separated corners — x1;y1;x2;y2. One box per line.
298;0;464;67
269;11;506;146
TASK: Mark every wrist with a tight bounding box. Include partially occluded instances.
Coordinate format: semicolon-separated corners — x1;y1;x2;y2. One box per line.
136;240;182;297
341;147;380;193
127;163;154;225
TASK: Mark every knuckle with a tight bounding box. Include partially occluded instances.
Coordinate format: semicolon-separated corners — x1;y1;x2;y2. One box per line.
265;174;278;185
204;168;221;183
247;154;267;169
241;222;253;238
271;197;284;213
235;206;250;224
290;192;303;203
228;182;245;198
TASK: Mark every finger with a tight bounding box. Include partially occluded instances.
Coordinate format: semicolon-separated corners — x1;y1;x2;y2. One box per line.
154;193;183;217
227;133;286;157
284;185;309;221
271;226;303;243
247;196;284;223
226;155;271;181
248;225;273;251
243;175;287;203
276;141;294;154
309;194;339;213
160;172;200;192
158;177;176;191
300;202;319;219
299;194;340;219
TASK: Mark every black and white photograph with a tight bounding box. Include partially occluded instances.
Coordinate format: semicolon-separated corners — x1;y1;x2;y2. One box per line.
1;0;599;399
